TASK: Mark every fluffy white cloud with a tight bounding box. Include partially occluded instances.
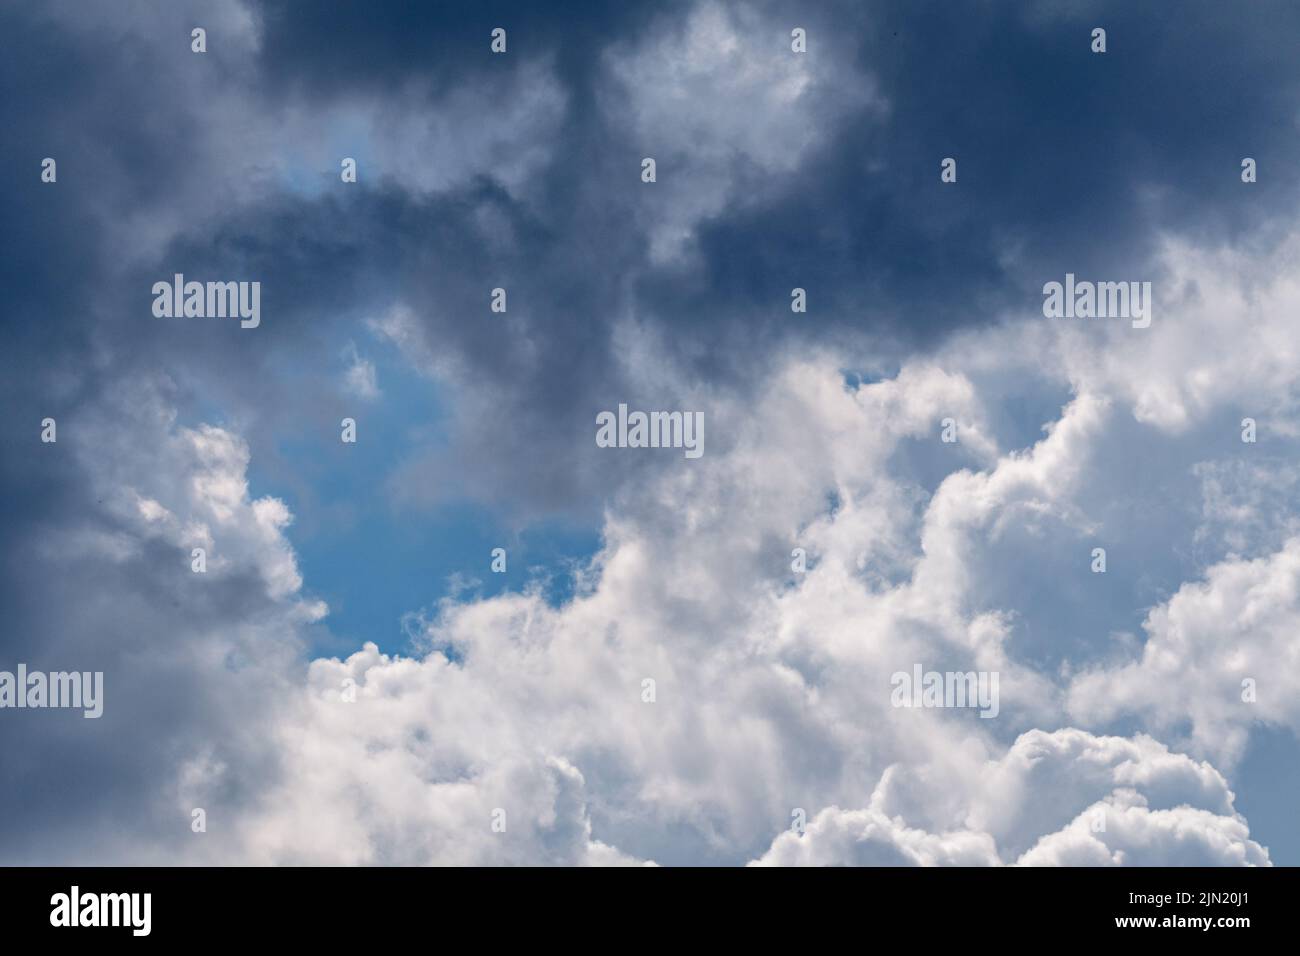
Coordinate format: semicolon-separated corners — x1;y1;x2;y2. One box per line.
220;643;651;865
232;224;1300;864
1068;538;1300;765
45;254;1296;863
753;806;1000;867
755;730;1266;866
1068;234;1300;432
181;339;1272;865
1017;794;1268;867
69;377;323;612
63;282;1291;863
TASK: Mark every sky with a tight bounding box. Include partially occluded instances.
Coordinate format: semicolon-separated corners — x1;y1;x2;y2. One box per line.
0;0;1297;865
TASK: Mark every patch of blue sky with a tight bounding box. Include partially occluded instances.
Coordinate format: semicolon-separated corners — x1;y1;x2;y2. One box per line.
242;340;601;658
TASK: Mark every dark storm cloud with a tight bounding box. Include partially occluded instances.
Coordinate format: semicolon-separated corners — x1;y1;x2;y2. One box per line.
9;1;1300;522
1;0;1297;640
3;0;1299;569
247;0;1300;336
243;0;1300;513
252;0;685;97
648;0;1300;344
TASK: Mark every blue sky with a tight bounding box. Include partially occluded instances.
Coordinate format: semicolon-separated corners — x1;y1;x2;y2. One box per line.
1;0;1298;866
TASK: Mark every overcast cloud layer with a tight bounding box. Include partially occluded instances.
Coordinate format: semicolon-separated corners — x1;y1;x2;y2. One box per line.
1;0;1297;865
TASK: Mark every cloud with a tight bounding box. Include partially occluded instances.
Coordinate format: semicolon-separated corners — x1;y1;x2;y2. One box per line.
1052;234;1300;433
754;730;1266;866
5;253;1291;862
221;643;653;865
1017;794;1268;867
1068;538;1300;766
146;333;1264;864
753;805;999;867
3;0;1300;867
601;0;882;262
0;377;317;864
342;342;380;401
